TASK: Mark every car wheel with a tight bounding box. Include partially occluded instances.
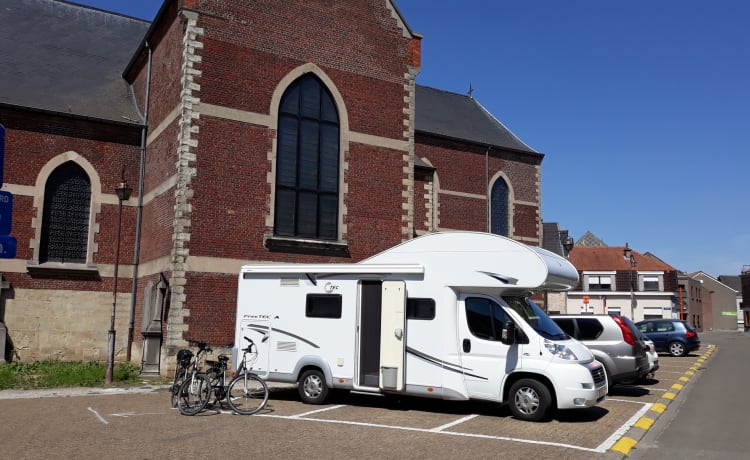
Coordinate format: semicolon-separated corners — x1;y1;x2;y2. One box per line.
668;341;687;357
508;378;552;422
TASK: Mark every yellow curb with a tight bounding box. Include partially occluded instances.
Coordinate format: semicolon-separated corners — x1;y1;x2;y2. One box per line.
679;376;690;382
690;366;699;371
663;392;676;400
685;370;695;376
635;417;654;430
611;437;638;455
651;403;667;413
671;383;683;391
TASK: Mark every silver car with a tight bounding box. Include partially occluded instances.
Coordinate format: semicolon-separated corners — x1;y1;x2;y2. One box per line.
550;314;650;386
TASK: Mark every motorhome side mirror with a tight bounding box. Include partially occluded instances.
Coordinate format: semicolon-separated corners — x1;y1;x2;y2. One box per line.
501;321;516;345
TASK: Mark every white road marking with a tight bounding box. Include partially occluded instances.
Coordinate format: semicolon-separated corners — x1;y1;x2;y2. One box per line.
289;404;345;418
595;402;653;452
258;412;603;453
430;414;479;432
88;407;108;425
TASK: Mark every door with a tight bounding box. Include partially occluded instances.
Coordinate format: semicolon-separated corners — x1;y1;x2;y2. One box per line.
379;281;406;391
358;280;382;387
238;318;271;376
457;295;516;400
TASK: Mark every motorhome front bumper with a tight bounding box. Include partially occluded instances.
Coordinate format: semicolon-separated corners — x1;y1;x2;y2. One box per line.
552;362;608;410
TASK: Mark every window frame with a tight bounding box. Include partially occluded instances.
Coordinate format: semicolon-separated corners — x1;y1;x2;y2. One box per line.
274;73;340;242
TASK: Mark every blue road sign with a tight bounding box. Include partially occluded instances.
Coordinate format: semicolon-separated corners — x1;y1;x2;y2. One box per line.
0;235;16;258
0;190;11;235
0;123;4;187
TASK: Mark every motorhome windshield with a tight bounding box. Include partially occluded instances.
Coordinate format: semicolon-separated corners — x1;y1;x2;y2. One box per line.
503;295;567;340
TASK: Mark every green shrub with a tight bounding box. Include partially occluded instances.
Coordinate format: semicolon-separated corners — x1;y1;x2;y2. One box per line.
0;361;143;389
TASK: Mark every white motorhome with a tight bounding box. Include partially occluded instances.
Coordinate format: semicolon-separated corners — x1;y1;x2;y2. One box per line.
235;231;607;421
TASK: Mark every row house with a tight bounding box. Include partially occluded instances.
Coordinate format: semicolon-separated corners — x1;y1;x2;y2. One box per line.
562;243;681;324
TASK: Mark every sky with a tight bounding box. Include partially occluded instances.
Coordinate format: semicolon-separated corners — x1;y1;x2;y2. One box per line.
73;0;750;278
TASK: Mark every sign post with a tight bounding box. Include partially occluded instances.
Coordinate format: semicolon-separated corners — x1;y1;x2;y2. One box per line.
0;124;16;259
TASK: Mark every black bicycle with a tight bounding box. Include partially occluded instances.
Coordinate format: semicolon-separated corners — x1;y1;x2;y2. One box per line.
178;337;268;415
170;346;195;407
176;341;212;416
224;336;269;415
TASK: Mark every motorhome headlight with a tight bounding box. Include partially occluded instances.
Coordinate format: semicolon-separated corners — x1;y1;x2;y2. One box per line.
544;339;579;360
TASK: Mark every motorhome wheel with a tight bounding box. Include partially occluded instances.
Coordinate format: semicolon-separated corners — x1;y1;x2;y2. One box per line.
508;378;551;422
298;369;329;404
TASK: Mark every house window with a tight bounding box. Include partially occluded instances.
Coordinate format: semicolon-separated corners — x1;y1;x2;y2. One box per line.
39;161;91;263
588;275;612;291
490;178;509;237
643;275;660;291
275;74;340;241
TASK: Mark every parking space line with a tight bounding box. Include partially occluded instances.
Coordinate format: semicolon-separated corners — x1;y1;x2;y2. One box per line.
289;404;346;418
596;402;652;452
258;412;603;453
429;414;478;432
88;407;108;425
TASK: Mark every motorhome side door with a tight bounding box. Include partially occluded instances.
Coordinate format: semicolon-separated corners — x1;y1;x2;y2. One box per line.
238;317;271;377
457;295;515;400
379;281;406;391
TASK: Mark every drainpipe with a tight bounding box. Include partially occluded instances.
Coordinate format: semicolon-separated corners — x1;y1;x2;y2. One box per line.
127;41;152;362
485;145;491;232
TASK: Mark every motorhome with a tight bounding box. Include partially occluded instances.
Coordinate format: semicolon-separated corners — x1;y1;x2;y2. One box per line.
235;231;607;421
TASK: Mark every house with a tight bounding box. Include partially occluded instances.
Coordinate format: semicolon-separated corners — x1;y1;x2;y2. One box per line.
0;0;544;374
689;272;740;331
564;236;680;322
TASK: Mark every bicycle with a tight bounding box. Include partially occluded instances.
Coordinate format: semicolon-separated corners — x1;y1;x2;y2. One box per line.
176;341;213;416
170;347;194;408
224;336;269;415
178;336;269;415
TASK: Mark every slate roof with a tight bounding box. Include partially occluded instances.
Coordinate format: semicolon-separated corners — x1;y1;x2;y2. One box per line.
1;0;540;155
568;246;676;272
415;85;539;154
0;0;149;123
541;222;570;257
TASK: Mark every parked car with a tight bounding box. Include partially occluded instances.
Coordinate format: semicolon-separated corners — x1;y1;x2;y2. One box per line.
635;319;701;357
639;334;659;381
550;314;650;386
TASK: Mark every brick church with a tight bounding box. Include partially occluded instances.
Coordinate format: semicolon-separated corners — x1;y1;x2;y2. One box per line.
0;0;544;374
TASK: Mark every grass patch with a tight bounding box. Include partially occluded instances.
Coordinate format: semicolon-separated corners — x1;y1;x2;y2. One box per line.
0;361;142;390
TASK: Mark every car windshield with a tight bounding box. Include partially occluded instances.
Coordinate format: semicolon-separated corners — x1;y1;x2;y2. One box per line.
502;295;567;340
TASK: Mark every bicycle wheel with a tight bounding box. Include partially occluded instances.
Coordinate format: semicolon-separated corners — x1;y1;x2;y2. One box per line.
170;376;185;408
177;373;211;416
226;372;269;415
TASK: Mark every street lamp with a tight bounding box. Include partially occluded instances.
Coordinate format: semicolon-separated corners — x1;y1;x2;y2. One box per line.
623;243;637;319
105;171;132;385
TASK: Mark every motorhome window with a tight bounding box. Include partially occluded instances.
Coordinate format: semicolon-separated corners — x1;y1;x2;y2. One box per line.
306;294;342;318
503;295;567;341
407;298;435;320
465;297;508;340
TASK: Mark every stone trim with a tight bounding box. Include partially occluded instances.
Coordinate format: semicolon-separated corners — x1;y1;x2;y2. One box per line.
402;65;419;240
166;10;204;346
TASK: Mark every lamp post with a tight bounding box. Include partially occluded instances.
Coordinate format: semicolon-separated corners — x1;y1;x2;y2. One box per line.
105;173;132;385
562;237;575;257
623;243;637;320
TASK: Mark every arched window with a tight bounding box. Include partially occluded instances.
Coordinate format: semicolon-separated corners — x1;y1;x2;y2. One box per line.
490;177;509;237
274;74;340;241
39;161;91;263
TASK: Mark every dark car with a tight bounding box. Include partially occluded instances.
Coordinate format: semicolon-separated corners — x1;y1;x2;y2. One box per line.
635;319;701;357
